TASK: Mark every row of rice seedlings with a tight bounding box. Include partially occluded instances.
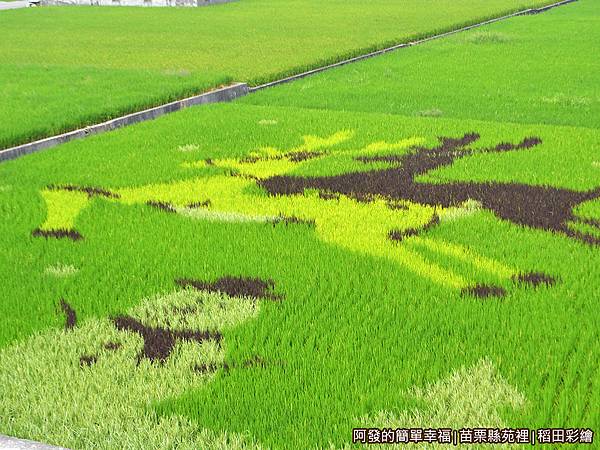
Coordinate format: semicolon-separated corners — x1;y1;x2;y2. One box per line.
0;64;231;149
0;0;559;148
243;1;600;130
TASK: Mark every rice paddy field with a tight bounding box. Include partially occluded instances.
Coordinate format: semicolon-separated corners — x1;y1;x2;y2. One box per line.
0;0;556;149
0;0;599;449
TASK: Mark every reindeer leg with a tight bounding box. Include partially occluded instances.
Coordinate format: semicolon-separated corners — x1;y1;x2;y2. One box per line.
409;237;513;298
411;237;557;293
386;243;469;291
412;237;514;279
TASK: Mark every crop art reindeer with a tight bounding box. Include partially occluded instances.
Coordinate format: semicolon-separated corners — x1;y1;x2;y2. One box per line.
261;132;600;248
32;131;600;297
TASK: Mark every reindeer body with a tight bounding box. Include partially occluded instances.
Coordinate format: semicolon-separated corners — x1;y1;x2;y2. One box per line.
34;131;598;296
260;133;600;246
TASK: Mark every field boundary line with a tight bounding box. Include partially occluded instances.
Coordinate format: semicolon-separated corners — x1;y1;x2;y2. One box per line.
0;83;249;162
0;0;577;162
249;0;577;92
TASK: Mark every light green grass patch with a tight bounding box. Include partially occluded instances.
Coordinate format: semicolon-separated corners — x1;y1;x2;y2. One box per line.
39;189;90;231
44;263;79;278
439;199;483;223
464;31;513;44
177;207;276;224
0;288;261;449
258;119;278;126
540;93;594;107
178;144;201;152
360;358;526;449
416;108;444;118
162;68;193;77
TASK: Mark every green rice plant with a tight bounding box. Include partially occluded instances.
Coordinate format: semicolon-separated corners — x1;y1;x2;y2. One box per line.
464;31;513;44
416;108;444;118
0;0;557;148
177;144;201;153
245;0;600;130
44;263;79;277
0;64;230;150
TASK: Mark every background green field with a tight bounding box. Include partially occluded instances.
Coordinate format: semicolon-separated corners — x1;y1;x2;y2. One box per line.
246;0;600;129
0;0;555;149
0;1;598;449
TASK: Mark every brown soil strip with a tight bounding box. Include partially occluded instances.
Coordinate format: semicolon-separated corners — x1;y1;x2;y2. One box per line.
386;200;409;211
388;214;439;242
32;228;83;241
187;200;211;209
146;200;177;213
461;284;507;298
193;362;221;374
103;341;122;351
79;354;97;367
47;184;120;199
579;217;600;229
259;133;600;246
272;215;316;227
241;150;322;165
564;228;600;246
112;315;223;363
243;354;268;368
240;155;261;164
194;355;280;375
193;361;233;374
60;299;77;330
512;271;556;287
319;191;340;201
388;228;418;241
286;151;323;162
176;276;282;301
493;137;541;151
